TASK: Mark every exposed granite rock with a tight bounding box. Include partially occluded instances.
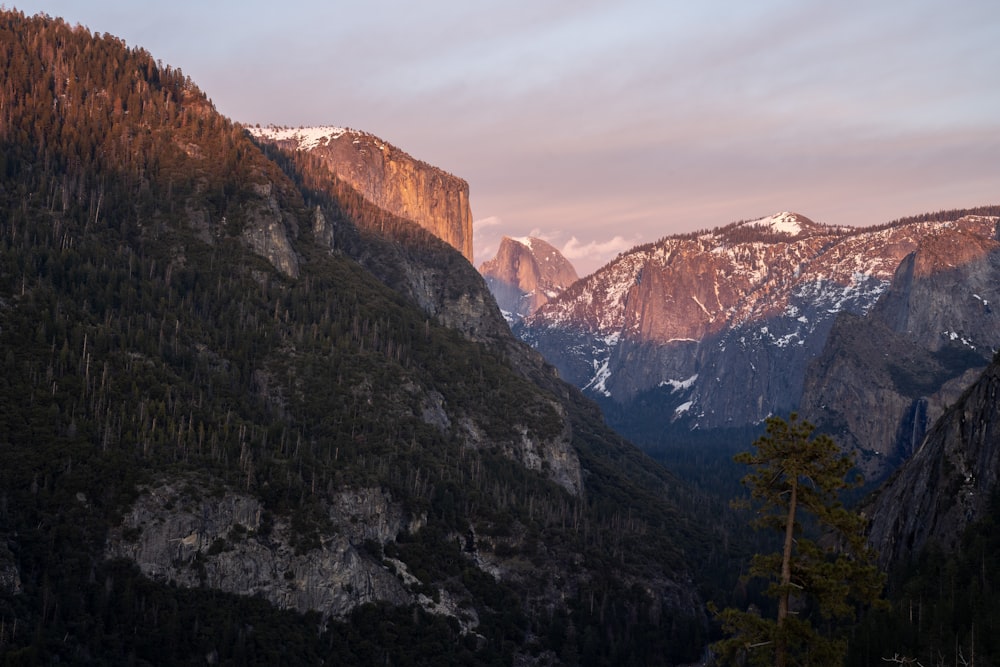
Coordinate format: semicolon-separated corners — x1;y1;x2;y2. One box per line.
457;399;583;496
248;126;473;262
311;205;335;249
873;224;1000;351
406;375;583;496
395;252;508;343
479;236;578;324
801;229;1000;481
239;182;300;279
867;358;1000;568
106;480;415;618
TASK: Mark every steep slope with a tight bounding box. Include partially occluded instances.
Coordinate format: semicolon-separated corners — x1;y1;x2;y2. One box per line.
866;353;1000;569
479;235;579;323
253;137;510;346
0;11;709;664
800;225;1000;479
248;125;474;262
518;211;1000;479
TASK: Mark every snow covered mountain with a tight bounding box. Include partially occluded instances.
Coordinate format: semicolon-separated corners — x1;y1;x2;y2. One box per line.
516;210;1000;479
478;236;579;324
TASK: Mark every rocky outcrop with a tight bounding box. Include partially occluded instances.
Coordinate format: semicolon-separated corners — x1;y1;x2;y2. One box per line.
456;398;583;496
387;240;509;343
479;236;579;323
247;126;473;262
239;182;300;278
866;356;1000;569
409;372;583;496
107;480;416;618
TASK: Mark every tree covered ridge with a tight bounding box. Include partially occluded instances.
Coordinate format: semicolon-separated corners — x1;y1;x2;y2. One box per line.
0;9;302;247
0;9;714;664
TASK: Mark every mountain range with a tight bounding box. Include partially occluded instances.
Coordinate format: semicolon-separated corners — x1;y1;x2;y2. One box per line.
517;210;1000;481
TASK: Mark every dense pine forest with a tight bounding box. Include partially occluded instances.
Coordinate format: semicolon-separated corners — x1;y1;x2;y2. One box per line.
2;8;999;666
0;10;724;664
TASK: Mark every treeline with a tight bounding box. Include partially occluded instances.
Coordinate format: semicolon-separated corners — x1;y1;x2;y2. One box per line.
0;9;296;246
877;204;1000;231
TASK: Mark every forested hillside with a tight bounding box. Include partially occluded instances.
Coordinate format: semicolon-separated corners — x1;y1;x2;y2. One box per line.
0;10;719;664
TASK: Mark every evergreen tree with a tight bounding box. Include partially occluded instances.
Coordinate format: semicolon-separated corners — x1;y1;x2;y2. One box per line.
711;414;885;666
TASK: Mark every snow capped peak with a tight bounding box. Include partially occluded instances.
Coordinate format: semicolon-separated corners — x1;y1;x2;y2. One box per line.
245;125;353;151
509;236;534;250
746;212;814;236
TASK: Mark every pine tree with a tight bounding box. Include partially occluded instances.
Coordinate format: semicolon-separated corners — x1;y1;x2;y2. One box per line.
711;414;886;667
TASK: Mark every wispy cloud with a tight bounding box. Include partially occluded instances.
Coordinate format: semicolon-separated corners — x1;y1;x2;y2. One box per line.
474;215;503;229
561;235;640;267
526;227;561;243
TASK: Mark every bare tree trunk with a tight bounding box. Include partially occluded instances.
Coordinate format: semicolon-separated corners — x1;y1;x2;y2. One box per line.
777;479;797;667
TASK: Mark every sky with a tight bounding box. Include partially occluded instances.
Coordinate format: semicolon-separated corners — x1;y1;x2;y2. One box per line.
11;1;1000;275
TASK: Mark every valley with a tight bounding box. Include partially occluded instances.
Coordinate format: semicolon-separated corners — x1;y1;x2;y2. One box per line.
1;8;999;666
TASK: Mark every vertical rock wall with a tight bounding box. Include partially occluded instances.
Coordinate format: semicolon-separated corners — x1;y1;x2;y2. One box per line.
248;127;474;263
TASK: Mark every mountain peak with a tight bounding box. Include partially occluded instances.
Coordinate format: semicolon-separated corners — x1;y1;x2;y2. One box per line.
506;235;558;255
480;236;578;324
739;211;817;236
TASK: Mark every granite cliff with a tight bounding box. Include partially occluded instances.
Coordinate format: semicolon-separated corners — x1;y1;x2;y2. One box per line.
248;126;473;262
479;236;579;323
800;221;1000;479
866;354;1000;568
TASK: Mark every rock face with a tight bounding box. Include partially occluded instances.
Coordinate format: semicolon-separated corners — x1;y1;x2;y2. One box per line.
800;224;1000;479
107;480;417;619
238;181;301;278
518;212;1000;479
866;356;1000;569
247;126;473;262
479;236;579;324
454;396;583;496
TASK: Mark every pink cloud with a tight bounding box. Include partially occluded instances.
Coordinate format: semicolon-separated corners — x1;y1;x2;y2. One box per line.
561;234;641;272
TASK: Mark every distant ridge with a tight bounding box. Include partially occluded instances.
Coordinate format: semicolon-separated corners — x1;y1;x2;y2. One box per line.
518;209;1000;481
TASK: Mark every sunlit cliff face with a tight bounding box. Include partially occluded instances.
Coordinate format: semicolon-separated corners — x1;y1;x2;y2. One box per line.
248;126;474;262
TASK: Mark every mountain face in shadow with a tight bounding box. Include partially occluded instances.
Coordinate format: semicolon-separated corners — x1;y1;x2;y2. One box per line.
0;10;710;664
